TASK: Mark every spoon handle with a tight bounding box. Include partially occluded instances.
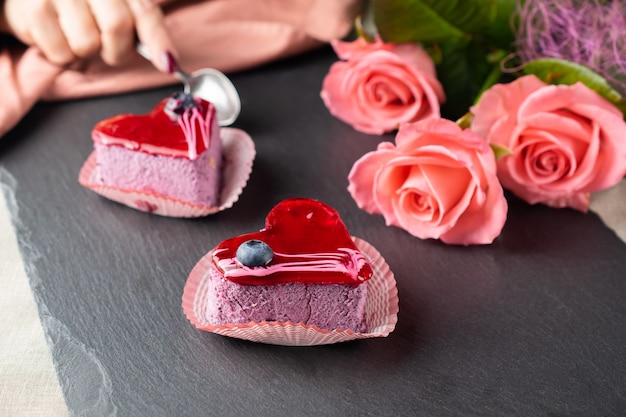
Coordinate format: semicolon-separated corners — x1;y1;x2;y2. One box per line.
136;43;191;92
135;43;153;64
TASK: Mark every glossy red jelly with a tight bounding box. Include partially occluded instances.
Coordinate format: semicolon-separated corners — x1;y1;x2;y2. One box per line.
92;98;216;158
212;198;373;285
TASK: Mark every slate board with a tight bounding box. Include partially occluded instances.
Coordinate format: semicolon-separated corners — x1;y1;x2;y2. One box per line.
1;47;626;417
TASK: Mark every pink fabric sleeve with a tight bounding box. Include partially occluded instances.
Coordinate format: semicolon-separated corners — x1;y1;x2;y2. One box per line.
0;0;363;138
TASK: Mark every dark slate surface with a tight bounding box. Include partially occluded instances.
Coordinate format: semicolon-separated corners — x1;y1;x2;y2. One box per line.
1;47;626;417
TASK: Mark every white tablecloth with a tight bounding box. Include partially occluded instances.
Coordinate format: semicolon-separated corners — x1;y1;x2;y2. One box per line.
590;179;626;243
0;191;68;417
0;179;624;416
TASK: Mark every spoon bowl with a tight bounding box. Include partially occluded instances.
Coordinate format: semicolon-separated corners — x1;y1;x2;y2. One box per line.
186;68;241;126
137;44;241;126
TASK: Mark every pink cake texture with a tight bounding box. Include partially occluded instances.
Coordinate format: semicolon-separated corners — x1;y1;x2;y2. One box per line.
205;268;368;332
202;198;373;332
91;94;222;207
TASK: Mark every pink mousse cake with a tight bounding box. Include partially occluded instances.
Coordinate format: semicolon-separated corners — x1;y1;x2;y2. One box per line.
204;198;372;332
91;92;222;206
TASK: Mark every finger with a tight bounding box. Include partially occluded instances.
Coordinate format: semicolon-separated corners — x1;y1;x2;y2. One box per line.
126;0;176;72
29;2;74;65
53;0;101;58
87;0;135;66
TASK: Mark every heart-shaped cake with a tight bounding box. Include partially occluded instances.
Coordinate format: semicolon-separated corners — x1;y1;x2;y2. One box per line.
93;94;218;159
89;93;223;208
212;198;373;285
194;198;373;332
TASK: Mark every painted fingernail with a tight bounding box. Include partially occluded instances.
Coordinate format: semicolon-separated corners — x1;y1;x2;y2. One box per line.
161;51;178;74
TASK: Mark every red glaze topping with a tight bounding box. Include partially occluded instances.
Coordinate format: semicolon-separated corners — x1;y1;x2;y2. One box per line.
212;198;373;285
92;97;216;159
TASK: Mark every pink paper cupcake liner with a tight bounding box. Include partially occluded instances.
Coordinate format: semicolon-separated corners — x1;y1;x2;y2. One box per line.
78;128;255;217
182;237;399;346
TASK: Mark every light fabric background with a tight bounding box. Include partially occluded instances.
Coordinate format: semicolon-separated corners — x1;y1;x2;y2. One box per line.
0;192;68;417
590;179;626;243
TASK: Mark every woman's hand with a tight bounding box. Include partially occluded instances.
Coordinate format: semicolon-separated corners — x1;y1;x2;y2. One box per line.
0;0;175;70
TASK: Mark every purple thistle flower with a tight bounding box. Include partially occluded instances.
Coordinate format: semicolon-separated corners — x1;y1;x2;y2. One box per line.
516;0;626;95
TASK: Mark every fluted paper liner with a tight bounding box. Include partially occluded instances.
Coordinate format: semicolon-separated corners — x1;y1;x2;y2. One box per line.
79;128;255;217
182;237;399;346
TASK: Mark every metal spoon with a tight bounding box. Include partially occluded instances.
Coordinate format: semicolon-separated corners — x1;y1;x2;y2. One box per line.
137;44;241;126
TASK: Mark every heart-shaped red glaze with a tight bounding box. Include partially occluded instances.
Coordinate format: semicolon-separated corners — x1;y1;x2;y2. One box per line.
212;198;373;285
92;97;216;159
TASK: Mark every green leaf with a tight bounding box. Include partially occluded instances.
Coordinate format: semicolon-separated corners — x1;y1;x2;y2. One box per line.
372;0;518;47
436;38;494;120
522;58;626;115
490;143;512;160
455;112;474;129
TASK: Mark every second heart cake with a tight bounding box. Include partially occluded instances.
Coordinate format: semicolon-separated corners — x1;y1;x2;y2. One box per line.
196;198;373;333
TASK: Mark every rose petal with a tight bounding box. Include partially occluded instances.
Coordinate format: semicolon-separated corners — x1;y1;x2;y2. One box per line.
518;82;621;121
542;191;590;212
524;141;572;184
522;109;593;143
471;75;545;143
395;166;438;223
347;53;441;131
321;44;445;135
331;37;387;61
440;174;508;245
473;75;626;212
420;164;471;216
569;103;626;192
348;146;399;214
373;157;418;227
395;118;461;148
517;130;577;183
389;43;438;78
392;162;473;239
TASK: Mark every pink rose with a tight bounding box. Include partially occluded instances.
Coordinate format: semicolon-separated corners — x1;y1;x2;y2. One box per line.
471;75;626;212
321;37;445;135
348;118;507;245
